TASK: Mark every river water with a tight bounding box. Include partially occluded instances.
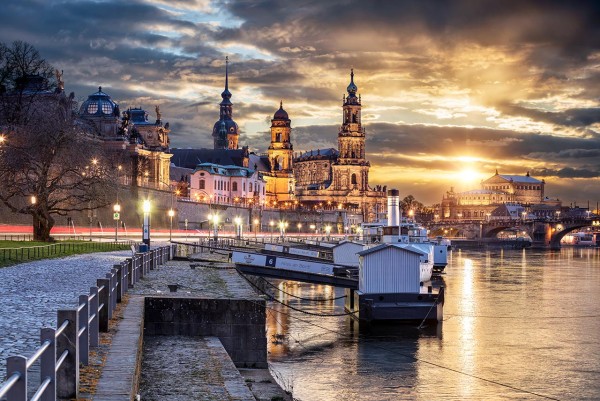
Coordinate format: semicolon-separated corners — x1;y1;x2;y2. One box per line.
266;248;600;401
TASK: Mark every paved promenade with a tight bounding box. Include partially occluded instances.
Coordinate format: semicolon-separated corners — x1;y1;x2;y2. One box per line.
0;250;131;379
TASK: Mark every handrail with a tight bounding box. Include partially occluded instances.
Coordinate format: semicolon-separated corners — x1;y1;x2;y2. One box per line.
0;372;20;398
0;244;176;401
56;319;70;337
30;376;52;401
55;350;69;371
26;339;51;369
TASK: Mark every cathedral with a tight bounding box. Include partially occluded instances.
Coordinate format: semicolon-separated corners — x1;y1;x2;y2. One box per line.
292;70;386;221
170;61;386;222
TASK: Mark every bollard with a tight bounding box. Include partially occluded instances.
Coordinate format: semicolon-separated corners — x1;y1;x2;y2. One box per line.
40;327;56;401
88;287;99;347
56;310;79;399
97;278;110;332
78;295;89;366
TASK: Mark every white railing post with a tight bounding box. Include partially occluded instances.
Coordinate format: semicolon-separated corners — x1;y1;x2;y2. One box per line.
40;328;56;401
78;295;89;366
88;287;99;347
5;356;27;401
56;310;78;399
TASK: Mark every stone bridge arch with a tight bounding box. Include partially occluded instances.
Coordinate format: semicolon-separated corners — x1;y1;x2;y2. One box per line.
549;223;593;248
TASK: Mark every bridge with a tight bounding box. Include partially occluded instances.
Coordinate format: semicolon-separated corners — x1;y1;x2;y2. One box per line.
427;216;600;249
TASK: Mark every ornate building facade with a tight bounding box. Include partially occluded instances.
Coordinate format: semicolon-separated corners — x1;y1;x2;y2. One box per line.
78;87;172;189
262;102;295;203
212;57;239;150
441;171;550;221
293;70;386;222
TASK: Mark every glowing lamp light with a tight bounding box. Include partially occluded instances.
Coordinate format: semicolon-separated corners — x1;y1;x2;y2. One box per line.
142;200;151;213
31;195;37;205
168;209;175;217
113;203;121;213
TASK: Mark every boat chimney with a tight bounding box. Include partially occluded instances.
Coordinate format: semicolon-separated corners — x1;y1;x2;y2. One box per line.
387;189;400;227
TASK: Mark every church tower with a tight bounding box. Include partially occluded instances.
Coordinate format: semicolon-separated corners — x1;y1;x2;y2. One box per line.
268;101;293;172
212;57;239;150
332;69;370;192
264;102;295;203
338;69;366;163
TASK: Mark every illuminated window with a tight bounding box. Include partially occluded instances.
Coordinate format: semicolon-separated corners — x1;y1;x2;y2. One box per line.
87;103;98;114
101;101;112;114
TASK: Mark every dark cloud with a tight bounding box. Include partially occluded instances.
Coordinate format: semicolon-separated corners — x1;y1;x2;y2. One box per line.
500;104;600;128
531;167;600;179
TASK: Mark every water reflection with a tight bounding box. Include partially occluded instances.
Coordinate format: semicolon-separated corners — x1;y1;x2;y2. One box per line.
266;248;600;400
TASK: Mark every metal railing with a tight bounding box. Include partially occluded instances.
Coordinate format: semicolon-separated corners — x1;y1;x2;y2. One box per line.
0;241;133;266
0;244;176;401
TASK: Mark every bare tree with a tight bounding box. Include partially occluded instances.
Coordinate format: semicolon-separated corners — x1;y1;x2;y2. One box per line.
0;96;116;241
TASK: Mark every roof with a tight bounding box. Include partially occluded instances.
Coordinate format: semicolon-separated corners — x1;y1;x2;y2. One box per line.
170;148;247;169
193;163;258;178
460;189;505;195
332;240;363;249
484;174;542;184
295;148;338;160
249;153;270;172
357;243;427;257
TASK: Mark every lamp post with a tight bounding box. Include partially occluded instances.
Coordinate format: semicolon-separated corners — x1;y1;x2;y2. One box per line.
253;218;259;240
269;220;274;242
234;217;242;240
278;221;285;240
212;214;219;241
168;209;175;241
325;224;332;241
142;199;151;248
113;203;121;242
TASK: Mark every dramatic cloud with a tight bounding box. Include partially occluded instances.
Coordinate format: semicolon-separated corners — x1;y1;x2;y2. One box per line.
1;0;599;204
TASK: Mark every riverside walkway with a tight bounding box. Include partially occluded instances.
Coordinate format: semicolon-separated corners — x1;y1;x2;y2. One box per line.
1;249;290;401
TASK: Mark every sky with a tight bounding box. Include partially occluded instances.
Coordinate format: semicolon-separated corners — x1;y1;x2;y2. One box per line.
1;0;599;205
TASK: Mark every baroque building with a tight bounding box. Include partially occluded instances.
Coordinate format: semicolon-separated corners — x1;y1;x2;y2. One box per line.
78;87;172;189
262;102;295;203
441;171;551;221
212;57;239;150
293;70;386;222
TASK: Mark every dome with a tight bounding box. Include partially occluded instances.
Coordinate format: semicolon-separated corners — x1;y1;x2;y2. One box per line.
79;86;119;117
212;118;239;138
346;69;357;95
273;101;289;120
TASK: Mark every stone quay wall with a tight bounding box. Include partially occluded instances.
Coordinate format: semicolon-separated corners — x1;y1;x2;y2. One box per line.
143;297;267;368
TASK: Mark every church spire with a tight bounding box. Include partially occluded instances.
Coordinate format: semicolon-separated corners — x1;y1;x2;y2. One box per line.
347;68;358;96
221;56;231;101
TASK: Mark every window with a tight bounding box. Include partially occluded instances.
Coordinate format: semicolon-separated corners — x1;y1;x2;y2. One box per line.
199;180;205;190
249;183;253;192
351;173;357;185
232;182;238;191
243;182;246;192
214;181;217;190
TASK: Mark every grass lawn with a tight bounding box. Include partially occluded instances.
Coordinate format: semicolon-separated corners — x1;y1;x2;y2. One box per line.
0;240;132;268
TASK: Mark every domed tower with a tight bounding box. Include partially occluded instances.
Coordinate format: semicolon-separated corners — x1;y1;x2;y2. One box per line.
268;101;293;172
79;86;120;137
212;57;239;150
338;69;365;162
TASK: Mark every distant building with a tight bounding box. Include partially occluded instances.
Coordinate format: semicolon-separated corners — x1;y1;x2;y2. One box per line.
78;87;172;189
440;171;558;221
293;70;386;222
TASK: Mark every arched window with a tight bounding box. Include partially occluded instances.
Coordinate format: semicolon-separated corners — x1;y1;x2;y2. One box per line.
199;180;205;190
351;173;357;185
276;133;281;142
249;183;253;192
232;182;238;191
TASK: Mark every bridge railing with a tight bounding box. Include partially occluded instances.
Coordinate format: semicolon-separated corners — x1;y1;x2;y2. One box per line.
0;244;176;401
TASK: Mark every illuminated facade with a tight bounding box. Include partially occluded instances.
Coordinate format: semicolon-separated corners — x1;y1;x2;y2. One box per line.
441;171;547;220
293;70;386;222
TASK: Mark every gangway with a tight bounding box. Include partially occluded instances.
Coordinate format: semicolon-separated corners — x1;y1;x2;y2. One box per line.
232;250;358;289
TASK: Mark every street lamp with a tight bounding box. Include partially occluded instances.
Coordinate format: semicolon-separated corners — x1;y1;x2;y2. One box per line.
168;209;175;241
234;216;242;240
253;218;259;240
521;211;527;221
297;223;302;233
278;221;286;239
212;214;219;241
325;224;332;241
142;199;151;248
269;220;274;242
113;203;121;242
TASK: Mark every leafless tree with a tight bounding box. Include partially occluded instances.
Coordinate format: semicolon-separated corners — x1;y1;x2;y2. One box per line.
0;97;117;241
0;41;116;241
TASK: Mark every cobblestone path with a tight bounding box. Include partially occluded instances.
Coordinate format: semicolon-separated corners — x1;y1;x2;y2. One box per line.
0;250;131;379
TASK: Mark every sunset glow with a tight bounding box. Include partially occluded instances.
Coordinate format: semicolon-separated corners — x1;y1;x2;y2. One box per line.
1;1;598;204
